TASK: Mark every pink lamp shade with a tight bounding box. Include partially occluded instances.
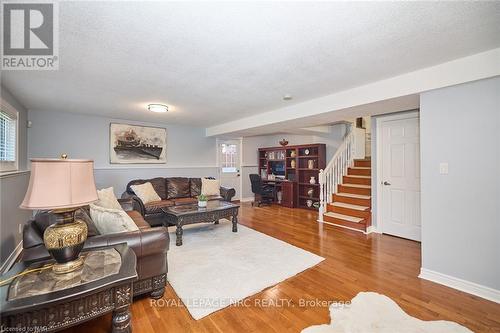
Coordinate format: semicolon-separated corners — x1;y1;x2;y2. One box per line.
20;158;98;210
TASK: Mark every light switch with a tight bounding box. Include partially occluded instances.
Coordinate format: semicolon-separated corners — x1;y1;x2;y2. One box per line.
439;162;448;175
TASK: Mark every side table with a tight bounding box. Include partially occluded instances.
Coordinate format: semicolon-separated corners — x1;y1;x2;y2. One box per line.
0;243;137;333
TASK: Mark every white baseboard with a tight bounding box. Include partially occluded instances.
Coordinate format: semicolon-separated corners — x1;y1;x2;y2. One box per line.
419;268;500;304
240;197;254;203
0;241;22;274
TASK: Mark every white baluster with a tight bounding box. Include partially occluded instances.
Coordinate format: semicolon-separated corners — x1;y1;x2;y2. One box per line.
325;172;329;207
334;160;338;191
318;130;357;224
329;171;332;202
319;169;324;221
330;167;334;199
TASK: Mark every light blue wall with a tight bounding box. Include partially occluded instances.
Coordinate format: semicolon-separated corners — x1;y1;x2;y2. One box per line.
0;86;32;267
27;110;346;202
28;110;218;195
420;76;500;290
240;128;345;199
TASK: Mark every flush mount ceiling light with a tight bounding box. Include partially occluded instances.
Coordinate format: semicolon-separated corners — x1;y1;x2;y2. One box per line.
283;94;293;101
148;104;169;113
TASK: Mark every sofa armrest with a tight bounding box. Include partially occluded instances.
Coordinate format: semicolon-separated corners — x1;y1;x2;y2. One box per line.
118;198;134;212
121;192;146;216
22;220;44;249
220;186;236;202
85;226;169;258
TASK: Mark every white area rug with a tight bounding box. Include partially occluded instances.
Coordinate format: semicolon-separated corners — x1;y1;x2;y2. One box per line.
167;220;324;320
302;292;472;333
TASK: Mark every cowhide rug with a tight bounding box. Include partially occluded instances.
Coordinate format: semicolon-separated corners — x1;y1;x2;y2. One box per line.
302;292;471;333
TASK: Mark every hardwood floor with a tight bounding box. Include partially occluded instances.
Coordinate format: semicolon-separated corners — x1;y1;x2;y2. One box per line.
69;203;500;332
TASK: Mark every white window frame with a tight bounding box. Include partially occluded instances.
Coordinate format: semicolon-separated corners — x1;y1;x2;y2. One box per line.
0;99;19;173
219;142;238;173
216;138;243;201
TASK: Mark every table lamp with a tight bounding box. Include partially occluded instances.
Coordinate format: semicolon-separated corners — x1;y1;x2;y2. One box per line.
20;155;98;274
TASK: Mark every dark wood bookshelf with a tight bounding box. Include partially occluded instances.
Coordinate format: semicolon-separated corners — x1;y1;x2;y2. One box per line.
258;143;326;210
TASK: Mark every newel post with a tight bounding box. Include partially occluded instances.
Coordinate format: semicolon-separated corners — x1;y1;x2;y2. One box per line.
318;169;324;222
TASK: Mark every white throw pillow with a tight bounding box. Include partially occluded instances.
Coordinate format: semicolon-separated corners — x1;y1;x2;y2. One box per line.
130;182;161;204
89;204;139;234
201;178;220;196
96;187;122;210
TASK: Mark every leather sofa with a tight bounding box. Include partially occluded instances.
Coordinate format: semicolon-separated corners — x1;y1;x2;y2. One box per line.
122;177;236;227
21;199;169;299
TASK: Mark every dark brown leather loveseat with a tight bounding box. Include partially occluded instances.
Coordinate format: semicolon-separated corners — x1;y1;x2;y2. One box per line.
21;199;169;299
122;177;236;227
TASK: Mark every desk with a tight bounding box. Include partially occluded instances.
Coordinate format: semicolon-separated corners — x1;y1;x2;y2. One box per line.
262;179;297;208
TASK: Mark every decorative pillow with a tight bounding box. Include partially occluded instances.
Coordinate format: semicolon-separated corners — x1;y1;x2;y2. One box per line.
96;187;122;210
130;182;162;204
201;178;220;196
89;204;139;234
127;178;166;200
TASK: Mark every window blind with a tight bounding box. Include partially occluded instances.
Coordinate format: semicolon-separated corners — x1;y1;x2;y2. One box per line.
0;111;16;162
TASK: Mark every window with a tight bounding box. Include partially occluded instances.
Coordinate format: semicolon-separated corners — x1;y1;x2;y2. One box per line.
0;109;18;172
220;143;237;173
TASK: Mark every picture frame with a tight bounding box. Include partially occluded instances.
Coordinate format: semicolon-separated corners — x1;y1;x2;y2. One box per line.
109;123;167;164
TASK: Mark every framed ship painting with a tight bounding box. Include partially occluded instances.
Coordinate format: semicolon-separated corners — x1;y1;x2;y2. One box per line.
110;123;167;164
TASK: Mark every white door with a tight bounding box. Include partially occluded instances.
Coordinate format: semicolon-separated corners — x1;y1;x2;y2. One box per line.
217;139;241;200
380;113;421;241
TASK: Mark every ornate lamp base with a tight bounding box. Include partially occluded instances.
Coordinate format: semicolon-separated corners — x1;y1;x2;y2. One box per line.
44;208;88;274
52;256;85;274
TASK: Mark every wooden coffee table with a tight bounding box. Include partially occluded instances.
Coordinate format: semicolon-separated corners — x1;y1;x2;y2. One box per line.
0;244;137;333
161;201;240;246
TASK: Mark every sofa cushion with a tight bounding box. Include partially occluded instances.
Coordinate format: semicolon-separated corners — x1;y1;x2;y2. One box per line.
173;197;198;206
166;177;190;199
127;177;167;200
89;204;139;234
96;187;122;210
144;200;175;214
206;195;223;201
189;178;202;197
130;182;162;204
202;178;220;196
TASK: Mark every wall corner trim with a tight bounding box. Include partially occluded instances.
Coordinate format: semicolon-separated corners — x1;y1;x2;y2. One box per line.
419;268;500;304
0;241;23;275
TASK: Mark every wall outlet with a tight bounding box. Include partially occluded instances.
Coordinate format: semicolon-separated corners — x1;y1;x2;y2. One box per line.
18;223;23;234
439;162;449;175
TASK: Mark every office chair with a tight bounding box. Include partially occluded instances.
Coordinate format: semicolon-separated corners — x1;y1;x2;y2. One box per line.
249;174;275;207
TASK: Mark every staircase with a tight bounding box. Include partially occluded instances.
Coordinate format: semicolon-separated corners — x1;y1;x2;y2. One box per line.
323;159;371;232
318;128;372;233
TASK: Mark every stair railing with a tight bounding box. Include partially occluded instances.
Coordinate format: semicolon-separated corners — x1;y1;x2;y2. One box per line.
318;129;355;221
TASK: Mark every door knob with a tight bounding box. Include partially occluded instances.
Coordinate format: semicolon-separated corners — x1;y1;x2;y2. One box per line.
383;181;391;186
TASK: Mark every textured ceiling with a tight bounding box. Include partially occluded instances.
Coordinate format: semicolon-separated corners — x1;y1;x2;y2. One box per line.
2;1;500;127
